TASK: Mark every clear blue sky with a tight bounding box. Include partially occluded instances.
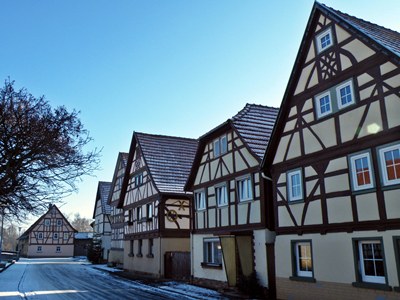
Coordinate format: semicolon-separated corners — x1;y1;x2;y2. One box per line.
1;1;399;227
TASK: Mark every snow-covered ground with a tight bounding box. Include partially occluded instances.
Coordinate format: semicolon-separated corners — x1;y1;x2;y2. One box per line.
0;258;230;299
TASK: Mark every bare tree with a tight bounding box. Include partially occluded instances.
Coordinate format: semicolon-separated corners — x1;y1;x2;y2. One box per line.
0;80;100;220
69;213;93;232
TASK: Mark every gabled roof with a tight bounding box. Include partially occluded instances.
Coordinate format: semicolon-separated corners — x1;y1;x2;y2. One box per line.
93;181;112;218
19;204;77;239
261;2;400;171
321;3;400;57
232;104;279;159
107;152;128;205
136;132;198;194
118;132;198;207
185;103;278;190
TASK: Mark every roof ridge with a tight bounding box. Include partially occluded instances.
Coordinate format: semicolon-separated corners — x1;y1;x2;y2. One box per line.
320;3;400;36
232;103;279;121
135;131;197;142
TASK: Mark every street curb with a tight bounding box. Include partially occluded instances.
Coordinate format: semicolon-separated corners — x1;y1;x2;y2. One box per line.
0;261;15;273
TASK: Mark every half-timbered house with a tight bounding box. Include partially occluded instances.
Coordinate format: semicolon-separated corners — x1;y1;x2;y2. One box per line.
107;152;128;266
262;3;400;299
118;132;198;278
92;181;112;261
17;205;76;258
185;104;278;291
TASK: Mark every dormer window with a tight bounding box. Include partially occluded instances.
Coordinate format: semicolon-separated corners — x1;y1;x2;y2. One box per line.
214;135;227;157
316;27;333;53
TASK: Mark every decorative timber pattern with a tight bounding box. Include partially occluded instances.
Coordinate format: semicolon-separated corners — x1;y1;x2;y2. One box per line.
107;152;128;251
118;132;198;239
186;104;278;233
262;3;400;235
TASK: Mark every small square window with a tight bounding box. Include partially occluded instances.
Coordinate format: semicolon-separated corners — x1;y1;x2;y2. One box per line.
237;176;253;202
378;143;400;186
292;241;313;278
195;190;206;210
53;233;59;240
316;28;333;53
315;91;332;118
63;233;69;240
336;80;355;109
37;246;42;252
213;135;228;158
56;246;61;253
134;173;143;187
44;219;50;226
349;151;375;191
215;184;228;207
203;238;222;266
38;232;43;239
287;169;303;202
56;219;62;227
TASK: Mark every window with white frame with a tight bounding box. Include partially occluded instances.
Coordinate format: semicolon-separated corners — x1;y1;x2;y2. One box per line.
378;143;400;186
237;176;253;202
195;190;206;210
146;203;153;220
134;173;143;187
38;232;43;239
56;219;62;227
44;219;50;227
53;233;59;239
293;241;313;277
63;233;69;240
336;80;355;109
315;91;332;118
215;184;228;207
137;206;142;221
203;238;222;265
316;27;333;53
355;239;386;284
349;151;374;191
214;135;228;157
287;169;303;202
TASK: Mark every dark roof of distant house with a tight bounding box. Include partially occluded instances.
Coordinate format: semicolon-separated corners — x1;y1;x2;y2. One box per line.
95;181;112;216
232;104;279;159
320;3;400;57
136;132;198;194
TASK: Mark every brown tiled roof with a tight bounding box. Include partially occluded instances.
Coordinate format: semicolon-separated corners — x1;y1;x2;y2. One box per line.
321;3;400;56
232;104;279;160
136;132;198;194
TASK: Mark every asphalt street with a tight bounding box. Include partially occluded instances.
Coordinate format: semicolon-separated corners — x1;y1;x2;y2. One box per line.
0;258;226;299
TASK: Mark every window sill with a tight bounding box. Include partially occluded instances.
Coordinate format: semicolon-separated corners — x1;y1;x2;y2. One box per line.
289;276;316;283
351;188;376;195
136;254;143;258
146;254;154;258
128;253;134;257
352;282;392;291
288;199;304;205
239;199;253;204
201;262;222;269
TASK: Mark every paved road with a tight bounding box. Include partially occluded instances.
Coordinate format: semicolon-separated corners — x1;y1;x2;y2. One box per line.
0;258;226;299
